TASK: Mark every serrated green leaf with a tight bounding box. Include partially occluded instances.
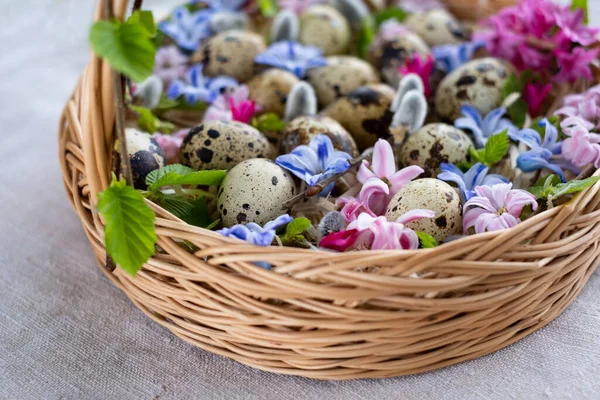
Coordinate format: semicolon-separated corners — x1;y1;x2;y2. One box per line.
148;168;227;191
483;130;509;165
128;10;156;36
90;12;157;83
503;73;528;127
357;17;376;58
130;105;175;134
526;185;546;199
285;217;311;237
153;95;208;113
417;232;437;248
97;176;156;276
571;0;588;24
182;197;214;228
252;113;287;132
162;195;195;219
145;164;196;187
552;176;600;199
373;7;408;27
258;0;278;17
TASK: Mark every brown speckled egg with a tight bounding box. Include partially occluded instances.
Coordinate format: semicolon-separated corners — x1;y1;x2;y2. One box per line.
385;179;462;242
122;128;166;190
181;121;273;170
218;159;296;227
306;56;379;108
247;69;300;118
193;30;266;82
321;84;395;151
435;57;512;121
299;5;350;56
368;31;430;87
404;10;467;47
281;115;359;156
399;123;473;178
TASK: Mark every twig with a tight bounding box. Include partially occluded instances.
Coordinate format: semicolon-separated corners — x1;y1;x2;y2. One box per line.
281;148;374;210
132;0;143;12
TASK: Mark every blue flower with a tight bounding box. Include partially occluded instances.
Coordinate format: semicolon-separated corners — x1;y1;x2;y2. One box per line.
509;119;578;182
432;41;485;73
217;214;293;247
159;7;214;52
276;135;352;196
438;162;509;202
455;105;517;149
255;41;327;78
200;0;247;11
167;64;238;104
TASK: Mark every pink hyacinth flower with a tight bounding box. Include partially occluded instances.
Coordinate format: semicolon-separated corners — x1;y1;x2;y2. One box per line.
152;129;189;165
555;47;600;83
154;46;189;86
561;117;600;168
204;85;259;123
337;178;391;221
277;0;326;14
463;183;538;234
523;82;552;118
318;229;359;252
399;54;434;98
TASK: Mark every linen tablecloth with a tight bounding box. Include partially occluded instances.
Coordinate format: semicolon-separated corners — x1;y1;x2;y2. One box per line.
1;1;599;398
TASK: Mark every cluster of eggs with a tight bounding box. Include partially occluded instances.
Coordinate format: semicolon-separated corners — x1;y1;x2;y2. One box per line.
127;1;513;244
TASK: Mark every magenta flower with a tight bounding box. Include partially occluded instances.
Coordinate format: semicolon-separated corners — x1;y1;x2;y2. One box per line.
555;8;598;46
463;183;538;234
203;85;259;123
276;0;326;14
523;82;552;118
561;117;600;169
555;47;600;83
154;46;189;86
554;84;600;130
152;129;189;165
320;210;435;251
229;96;257;124
399;54;434;98
337;178;391;221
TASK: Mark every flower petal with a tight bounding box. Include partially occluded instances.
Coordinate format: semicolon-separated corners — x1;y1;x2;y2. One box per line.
263;214;294;232
371;139;396;179
395;209;436;225
388;165;424;194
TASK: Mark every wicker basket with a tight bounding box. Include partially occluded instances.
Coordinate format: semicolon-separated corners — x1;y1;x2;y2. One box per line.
58;0;600;380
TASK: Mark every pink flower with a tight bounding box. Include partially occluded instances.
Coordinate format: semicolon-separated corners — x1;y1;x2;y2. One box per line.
203;85;259;123
555;9;599;47
152;129;189;165
399;54;434;98
555;47;600;83
154;46;189;86
555;84;600;129
276;0;326;14
337;179;390;221
463;183;538;234
523;82;552;118
561;117;600;168
320;210;435;251
377;20;411;43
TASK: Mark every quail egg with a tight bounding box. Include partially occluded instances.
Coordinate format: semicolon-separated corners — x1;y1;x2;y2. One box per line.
435;57;512;121
321;84;396;151
368;31;430;87
299;5;351;56
193;30;266;82
399;123;473;177
218;159;296;227
281;115;359;156
121;128;166;190
181;121;274;170
404;9;467;47
247;68;300;118
385;178;462;242
306;56;379;108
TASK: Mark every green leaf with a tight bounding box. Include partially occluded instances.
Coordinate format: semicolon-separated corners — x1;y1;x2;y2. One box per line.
373;7;408;27
180;197;214;228
417;232;437;248
252;113;287;132
502;73;528;127
527;175;600;200
470;130;509;167
285;217;311;237
89;11;157;82
571;0;589;24
161;195;195;220
130;105;175;134
153;95;208;113
145;164;226;190
258;0;278;17
357;17;376;59
97;176;156;276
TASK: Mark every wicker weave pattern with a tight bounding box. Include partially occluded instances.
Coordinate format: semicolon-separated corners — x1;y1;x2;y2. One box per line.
58;0;600;379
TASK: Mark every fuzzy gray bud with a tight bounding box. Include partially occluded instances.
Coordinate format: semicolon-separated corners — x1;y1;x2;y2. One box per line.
270;10;299;42
317;211;345;240
132;75;163;110
209;11;249;34
331;0;370;29
285;82;318;121
391;90;427;134
390;74;425;112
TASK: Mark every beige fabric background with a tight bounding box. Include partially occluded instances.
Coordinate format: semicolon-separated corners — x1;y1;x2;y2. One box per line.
1;1;599;398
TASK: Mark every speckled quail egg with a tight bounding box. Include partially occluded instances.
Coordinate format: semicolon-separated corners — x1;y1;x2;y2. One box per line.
181;121;274;170
435;57;512;121
281;115;359;156
306;56;379;108
247;69;300;118
121;128;166;190
218;159;296;227
321;84;395;151
404;9;467;47
385;178;462;242
193;30;266;82
299;5;350;56
399;123;473;178
368;31;430;87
